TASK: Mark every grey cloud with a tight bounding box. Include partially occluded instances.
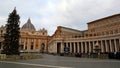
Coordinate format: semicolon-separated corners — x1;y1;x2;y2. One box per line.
0;0;120;35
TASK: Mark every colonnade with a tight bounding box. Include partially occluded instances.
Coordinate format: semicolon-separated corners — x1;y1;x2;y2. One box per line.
57;38;120;54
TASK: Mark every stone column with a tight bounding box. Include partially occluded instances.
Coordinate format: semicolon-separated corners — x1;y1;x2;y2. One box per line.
81;42;83;53
55;42;57;53
66;42;68;47
22;39;25;50
61;42;64;53
70;42;72;53
23;39;25;50
88;41;91;53
33;39;35;50
100;41;103;52
27;39;29;51
93;41;95;53
114;39;117;52
110;40;113;52
105;40;108;52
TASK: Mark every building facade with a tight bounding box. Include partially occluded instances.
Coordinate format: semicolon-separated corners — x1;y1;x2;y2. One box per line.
48;14;120;54
0;14;120;54
0;18;49;53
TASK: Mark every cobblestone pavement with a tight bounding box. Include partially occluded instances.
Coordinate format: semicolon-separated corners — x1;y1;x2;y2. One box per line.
0;54;120;68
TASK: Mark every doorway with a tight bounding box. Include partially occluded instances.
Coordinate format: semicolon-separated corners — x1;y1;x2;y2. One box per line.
40;43;45;53
57;42;61;54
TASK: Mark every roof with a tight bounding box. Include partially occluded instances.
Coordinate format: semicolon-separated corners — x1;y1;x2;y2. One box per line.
58;26;88;34
87;13;120;24
58;26;82;33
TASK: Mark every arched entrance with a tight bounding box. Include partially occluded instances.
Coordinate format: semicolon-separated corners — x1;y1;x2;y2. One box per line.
40;43;45;53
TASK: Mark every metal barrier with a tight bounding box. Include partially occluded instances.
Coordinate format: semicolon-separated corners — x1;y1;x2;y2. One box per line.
0;54;6;60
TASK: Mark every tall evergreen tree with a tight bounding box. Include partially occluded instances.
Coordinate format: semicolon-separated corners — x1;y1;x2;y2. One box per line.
2;8;20;55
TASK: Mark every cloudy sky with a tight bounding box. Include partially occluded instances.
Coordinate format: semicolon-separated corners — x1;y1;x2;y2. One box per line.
0;0;120;35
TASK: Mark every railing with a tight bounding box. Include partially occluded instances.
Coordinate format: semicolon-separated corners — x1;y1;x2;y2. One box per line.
0;54;6;60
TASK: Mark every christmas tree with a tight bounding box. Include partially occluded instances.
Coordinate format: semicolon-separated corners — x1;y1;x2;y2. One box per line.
2;8;20;55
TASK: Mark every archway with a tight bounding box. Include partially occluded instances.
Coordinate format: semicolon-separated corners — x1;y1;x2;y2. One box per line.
40;43;45;53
